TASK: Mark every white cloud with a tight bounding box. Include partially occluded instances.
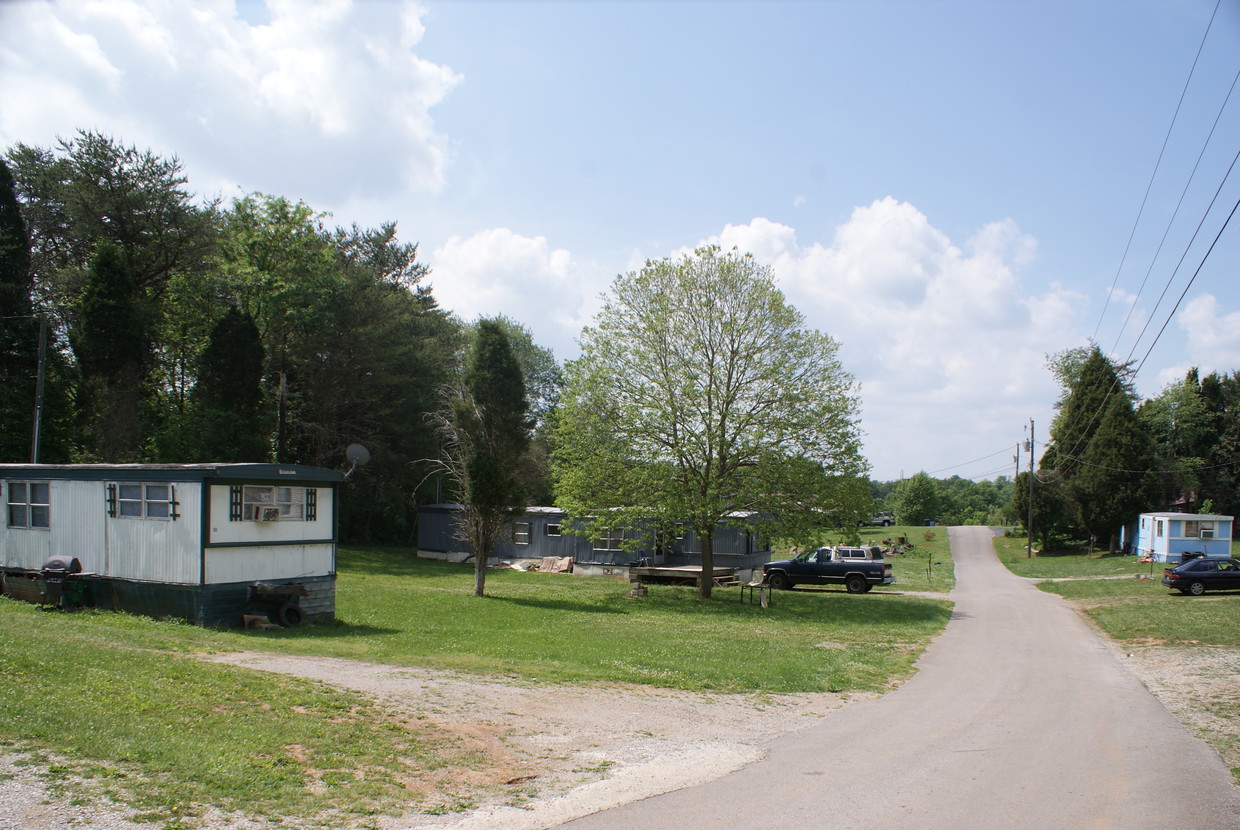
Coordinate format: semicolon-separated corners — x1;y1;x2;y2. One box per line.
0;0;460;204
688;199;1080;479
1178;293;1240;371
428;228;600;359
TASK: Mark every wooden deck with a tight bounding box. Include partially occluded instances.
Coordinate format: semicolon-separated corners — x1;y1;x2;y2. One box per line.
628;565;740;588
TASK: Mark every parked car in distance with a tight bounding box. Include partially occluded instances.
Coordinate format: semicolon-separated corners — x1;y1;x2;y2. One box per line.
762;546;894;593
1161;556;1240;596
859;511;895;527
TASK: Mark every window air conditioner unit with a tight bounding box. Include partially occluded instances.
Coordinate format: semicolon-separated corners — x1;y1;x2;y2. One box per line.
1200;529;1214;539
256;506;281;522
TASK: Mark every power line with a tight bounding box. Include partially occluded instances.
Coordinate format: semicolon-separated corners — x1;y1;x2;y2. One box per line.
1090;0;1225;343
1122;149;1240;369
1107;66;1240;360
925;445;1015;477
1133;195;1240;378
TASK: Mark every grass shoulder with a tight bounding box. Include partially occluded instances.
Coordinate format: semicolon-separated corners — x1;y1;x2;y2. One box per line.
991;533;1240;648
0;543;955;827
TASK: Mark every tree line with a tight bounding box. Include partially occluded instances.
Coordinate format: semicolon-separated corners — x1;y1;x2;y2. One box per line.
872;473;1016;528
1011;345;1240;553
0;131;558;543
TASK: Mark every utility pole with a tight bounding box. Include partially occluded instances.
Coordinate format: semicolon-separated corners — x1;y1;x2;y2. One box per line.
1026;419;1035;559
30;313;47;463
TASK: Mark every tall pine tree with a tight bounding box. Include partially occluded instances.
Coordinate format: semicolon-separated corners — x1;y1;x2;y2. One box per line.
0;158;35;461
431;319;530;596
71;241;148;461
1043;345;1155;551
195;306;267;461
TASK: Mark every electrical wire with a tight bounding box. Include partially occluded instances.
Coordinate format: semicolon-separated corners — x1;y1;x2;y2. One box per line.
1122;149;1240;369
1107;66;1240;360
1133;195;1240;378
1090;0;1224;343
925;445;1015;477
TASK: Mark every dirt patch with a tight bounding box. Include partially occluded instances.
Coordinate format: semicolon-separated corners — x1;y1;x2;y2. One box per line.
6;632;1232;828
202;652;864;829
1113;645;1240;777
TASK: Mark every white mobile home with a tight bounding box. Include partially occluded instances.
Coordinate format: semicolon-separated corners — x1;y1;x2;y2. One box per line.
1132;512;1233;563
1;463;343;626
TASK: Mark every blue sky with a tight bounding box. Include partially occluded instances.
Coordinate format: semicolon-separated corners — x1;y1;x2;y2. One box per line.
2;0;1238;482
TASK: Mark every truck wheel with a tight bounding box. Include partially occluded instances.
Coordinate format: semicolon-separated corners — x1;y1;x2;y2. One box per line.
768;572;791;591
845;575;867;594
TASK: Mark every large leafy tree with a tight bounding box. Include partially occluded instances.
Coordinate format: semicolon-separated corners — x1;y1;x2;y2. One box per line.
431;319;530;596
1140;369;1240;516
6;130;215;328
553;246;865;598
890;472;941;526
7;132;216;460
1197;371;1240;516
291;223;456;543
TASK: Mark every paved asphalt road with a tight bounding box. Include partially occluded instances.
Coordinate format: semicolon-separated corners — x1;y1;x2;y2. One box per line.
557;526;1240;830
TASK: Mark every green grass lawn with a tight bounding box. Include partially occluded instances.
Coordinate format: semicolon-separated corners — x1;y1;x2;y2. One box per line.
991;534;1240;647
263;546;952;693
0;544;954;827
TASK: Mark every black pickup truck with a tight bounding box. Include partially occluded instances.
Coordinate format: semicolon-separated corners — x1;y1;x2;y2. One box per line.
761;546;895;593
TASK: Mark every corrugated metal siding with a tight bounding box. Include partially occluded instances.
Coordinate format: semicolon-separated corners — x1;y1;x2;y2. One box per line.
103;484;202;584
203;544;334;584
416;506;473;553
0;480;107;571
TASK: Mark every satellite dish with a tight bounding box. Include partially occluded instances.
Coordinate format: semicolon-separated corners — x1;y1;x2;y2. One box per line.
344;443;371;479
346;444;371;467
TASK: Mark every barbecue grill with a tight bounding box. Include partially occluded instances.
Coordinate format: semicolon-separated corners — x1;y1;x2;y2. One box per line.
39;556;84;608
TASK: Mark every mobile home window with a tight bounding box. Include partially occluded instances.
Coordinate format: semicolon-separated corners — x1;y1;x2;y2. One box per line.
242;485;307;521
593;527;624;551
112;483;177;520
545;523;562;537
6;481;50;529
513;522;531;545
1184;521;1215;539
1156;520;1164;538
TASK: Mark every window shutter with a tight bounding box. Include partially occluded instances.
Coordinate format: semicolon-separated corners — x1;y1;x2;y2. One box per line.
306;488;318;521
106;484;117;518
229;485;243;521
170;485;180;520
